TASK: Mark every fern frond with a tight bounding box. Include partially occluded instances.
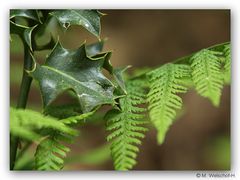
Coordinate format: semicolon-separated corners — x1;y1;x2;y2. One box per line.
33;109;91;170
10;107;78;141
44;104;97;125
223;44;231;84
106;79;148;170
35;134;71;170
147;63;190;144
190;49;224;106
60;110;96;125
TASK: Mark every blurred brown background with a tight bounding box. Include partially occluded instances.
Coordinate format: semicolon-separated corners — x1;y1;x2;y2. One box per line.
10;10;230;170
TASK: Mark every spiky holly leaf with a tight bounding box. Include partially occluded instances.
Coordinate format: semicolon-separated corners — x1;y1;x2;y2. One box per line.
10;21;37;51
86;40;128;96
50;10;103;38
28;42;115;113
10;9;41;23
112;66;131;95
86;40;104;56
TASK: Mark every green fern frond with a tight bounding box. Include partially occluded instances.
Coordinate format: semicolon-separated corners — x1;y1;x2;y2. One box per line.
33;108;91;170
60;110;96;125
147;63;190;144
223;44;231;84
190;49;224;106
44;104;97;125
10;107;78;142
106;80;148;170
33;105;97;171
35;134;71;170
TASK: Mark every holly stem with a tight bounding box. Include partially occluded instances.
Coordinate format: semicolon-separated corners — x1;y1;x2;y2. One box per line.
10;43;33;170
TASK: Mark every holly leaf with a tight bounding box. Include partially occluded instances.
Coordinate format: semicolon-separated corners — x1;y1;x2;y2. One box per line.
112;66;131;95
10;21;37;51
50;10;103;38
28;42;115;113
86;41;104;56
86;41;129;96
10;9;41;23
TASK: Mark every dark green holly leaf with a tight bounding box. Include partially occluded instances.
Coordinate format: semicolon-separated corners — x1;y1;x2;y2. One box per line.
28;42;115;113
10;9;41;23
86;41;128;95
10;21;37;51
112;66;131;95
50;10;103;38
34;35;56;51
44;104;82;119
86;41;113;74
86;41;104;56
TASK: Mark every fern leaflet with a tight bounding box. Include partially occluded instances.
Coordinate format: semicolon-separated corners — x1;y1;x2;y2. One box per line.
147;63;190;144
34;105;97;170
60;110;96;125
106;80;148;170
223;44;231;83
35;134;71;170
10;107;78;142
190;49;224;106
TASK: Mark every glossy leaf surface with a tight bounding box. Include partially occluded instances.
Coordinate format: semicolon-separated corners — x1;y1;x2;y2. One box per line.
29;42;115;113
10;10;40;22
50;10;103;38
10;21;37;51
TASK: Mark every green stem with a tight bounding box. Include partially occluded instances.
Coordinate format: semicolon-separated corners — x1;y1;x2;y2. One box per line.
130;41;230;81
17;45;33;108
10;43;33;170
16;142;32;161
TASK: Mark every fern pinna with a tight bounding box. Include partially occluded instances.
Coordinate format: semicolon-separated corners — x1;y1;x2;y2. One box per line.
223;44;231;83
35;108;94;170
10;107;78;142
106;80;148;170
35;133;71;170
147;63;191;144
190;49;224;106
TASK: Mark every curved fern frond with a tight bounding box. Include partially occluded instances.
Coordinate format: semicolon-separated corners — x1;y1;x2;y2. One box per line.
190;49;224;106
106;79;148;170
33;109;91;170
60;110;97;125
44;104;97;125
35;134;71;170
147;63;190;144
223;44;231;84
10;107;78;142
10;107;82;170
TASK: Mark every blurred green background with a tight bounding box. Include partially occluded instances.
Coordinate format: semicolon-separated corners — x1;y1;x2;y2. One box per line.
10;10;230;170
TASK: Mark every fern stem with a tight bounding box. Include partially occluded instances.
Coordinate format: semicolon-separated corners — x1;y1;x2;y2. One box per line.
130;41;230;81
10;43;33;170
173;41;229;64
